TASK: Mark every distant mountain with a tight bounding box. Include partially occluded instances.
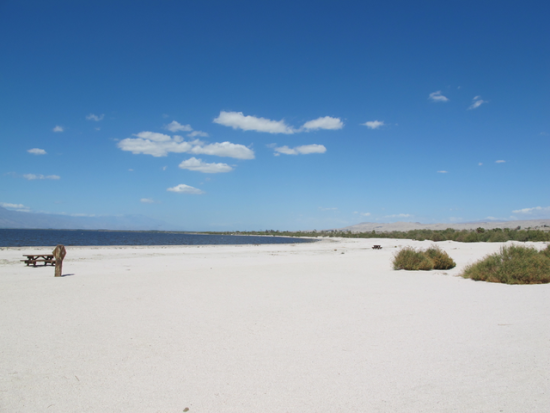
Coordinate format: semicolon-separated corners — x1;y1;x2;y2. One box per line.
0;206;179;231
339;219;550;233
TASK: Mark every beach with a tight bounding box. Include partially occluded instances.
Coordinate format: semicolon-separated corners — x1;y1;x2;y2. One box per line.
1;238;549;412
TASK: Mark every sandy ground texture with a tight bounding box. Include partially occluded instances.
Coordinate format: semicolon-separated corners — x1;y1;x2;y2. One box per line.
1;238;549;413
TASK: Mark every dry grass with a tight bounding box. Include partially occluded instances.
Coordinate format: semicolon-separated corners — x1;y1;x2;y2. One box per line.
424;246;457;270
461;244;550;284
393;245;456;271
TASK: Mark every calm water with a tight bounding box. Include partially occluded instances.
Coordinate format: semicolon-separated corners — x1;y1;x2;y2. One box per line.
0;229;313;247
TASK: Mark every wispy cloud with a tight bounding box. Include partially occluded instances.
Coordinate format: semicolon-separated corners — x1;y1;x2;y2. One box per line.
385;213;412;218
118;131;254;159
0;202;30;212
23;174;60;180
188;130;209;138
362;120;385;129
140;198;156;204
468;96;487;110
301;116;343;131
512;206;550;215
353;211;371;217
167;184;204;194
190;142;252;158
178;157;233;173
27;148;46;155
214;111;343;134
53;125;64;132
319;207;338;211
429;91;449;102
214;111;294;134
86;113;104;121
273;144;326;156
437;170;448;173
495;160;506;163
165;121;192;132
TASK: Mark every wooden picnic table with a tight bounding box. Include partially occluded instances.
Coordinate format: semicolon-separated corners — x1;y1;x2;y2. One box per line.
22;254;56;266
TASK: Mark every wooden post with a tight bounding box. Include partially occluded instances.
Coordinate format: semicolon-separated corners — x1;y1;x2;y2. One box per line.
53;244;66;277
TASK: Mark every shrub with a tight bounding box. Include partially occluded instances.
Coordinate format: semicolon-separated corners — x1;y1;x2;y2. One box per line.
488;231;509;243
424;246;457;269
393;247;434;270
461;245;550;284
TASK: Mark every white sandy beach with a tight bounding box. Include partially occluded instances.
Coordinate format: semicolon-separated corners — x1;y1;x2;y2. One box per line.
1;238;549;413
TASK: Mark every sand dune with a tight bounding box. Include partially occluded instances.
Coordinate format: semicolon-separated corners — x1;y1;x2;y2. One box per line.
340;219;550;233
1;239;549;412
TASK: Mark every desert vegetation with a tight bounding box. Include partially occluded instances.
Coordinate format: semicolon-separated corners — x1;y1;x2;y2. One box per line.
204;227;550;243
461;244;550;284
392;245;456;271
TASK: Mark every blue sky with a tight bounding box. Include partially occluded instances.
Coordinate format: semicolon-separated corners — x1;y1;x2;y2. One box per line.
1;0;549;231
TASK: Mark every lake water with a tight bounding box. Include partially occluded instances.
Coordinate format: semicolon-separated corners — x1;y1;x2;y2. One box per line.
0;228;313;247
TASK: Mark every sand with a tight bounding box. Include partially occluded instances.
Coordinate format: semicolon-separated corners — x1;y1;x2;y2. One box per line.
1;238;549;413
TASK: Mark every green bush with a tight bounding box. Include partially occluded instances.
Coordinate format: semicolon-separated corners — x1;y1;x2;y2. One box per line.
424;246;457;269
393;245;457;271
393;247;434;270
461;244;550;284
488;231;509;242
540;244;550;259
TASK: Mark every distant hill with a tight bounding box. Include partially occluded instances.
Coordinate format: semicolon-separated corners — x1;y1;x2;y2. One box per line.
0;206;177;231
339;219;550;233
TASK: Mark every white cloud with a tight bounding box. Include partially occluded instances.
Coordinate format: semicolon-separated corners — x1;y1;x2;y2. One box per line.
53;125;63;132
385;213;412;218
86;113;104;121
178;157;233;173
319;207;338;211
140;198;155;203
468;96;487;110
362;120;385;129
301;116;343;131
512;206;550;215
0;202;30;212
188;130;209;138
23;174;60;180
496;160;506;163
478;162;483;166
165;121;192;132
214;111;295;134
167;184;204;194
274;144;326;155
28;148;46;155
353;211;371;217
214;111;345;134
117;131;254;159
429;91;449;102
437;170;448;173
189;142;254;159
135;131;173;142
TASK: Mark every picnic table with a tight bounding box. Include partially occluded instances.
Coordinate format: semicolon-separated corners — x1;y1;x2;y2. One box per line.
22;254;56;266
372;245;382;249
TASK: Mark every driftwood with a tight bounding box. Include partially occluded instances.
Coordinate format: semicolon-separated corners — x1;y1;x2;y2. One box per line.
52;244;66;277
